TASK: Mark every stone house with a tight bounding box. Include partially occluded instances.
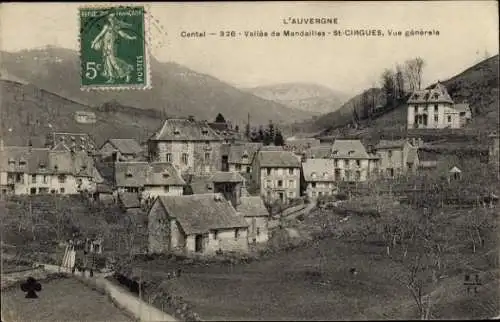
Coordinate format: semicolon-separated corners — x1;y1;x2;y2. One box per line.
253;150;301;204
329;139;379;182
99;138;143;161
114;162;185;202
407;82;471;129
209;171;245;208
0;145;97;195
148;193;249;255
147;117;224;176
226;142;263;174
235;196;270;244
301;159;338;200
374;139;420;178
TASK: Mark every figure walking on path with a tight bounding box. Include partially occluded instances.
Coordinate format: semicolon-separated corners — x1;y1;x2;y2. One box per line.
91;13;137;83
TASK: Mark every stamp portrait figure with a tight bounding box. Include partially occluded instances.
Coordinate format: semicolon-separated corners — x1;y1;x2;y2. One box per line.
90;13;137;84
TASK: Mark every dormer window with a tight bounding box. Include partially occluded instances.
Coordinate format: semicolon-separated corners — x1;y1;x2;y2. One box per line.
202;129;209;136
126;171;133;178
39;162;46;169
173;128;180;135
433;93;439;99
19;159;27;166
348;150;355;156
8;158;15;166
162;172;170;178
332;150;338;155
311;172;316;178
323;172;328;178
54;165;59;171
59;137;64;142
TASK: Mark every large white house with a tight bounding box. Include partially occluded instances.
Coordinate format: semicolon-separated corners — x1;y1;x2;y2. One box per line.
407;82;471;129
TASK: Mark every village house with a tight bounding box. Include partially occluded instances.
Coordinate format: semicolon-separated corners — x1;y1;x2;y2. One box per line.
301;159;338;200
304;144;334;159
148;194;249;255
147;117;224;175
209;171;245;208
226;142;263;174
374;139;420;178
0;145;96;195
253;150;301;204
45;132;97;154
114;162;185;202
235;196;270;244
328;139;379;182
99;138;143;161
406;82;471;129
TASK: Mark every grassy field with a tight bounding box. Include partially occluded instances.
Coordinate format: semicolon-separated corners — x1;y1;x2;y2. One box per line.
1;277;133;322
128;203;499;321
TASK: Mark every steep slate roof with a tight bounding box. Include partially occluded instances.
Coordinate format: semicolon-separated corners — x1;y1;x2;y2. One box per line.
51;132;96;152
375;139;407;150
454;103;471;113
157;193;248;234
304;145;332;159
236;196;269;217
257;151;301;168
210;171;245;183
331;140;369;159
150;118;222;141
115;162;185;187
118;192;141;209
105;139;143;155
228;143;263;165
0;147;94;177
407;82;454;104
302;159;336;182
187;176;214;194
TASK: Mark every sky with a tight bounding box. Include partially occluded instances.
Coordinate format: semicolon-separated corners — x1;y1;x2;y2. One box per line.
1;1;498;96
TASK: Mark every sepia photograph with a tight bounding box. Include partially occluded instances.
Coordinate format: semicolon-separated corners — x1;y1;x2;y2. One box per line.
0;1;499;321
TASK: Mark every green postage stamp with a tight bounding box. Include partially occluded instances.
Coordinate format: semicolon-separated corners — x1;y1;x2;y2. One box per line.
79;5;150;90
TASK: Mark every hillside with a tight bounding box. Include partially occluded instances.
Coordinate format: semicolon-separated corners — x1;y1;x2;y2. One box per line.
297;55;499;137
0;48;313;125
245;82;348;114
0;79;164;147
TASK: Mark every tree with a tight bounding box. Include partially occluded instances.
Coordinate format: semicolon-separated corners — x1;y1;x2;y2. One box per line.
381;68;396;106
214;113;226;123
267;121;275;141
274;129;285;146
245;123;251;139
258;125;265;143
395;64;406;98
404;57;425;91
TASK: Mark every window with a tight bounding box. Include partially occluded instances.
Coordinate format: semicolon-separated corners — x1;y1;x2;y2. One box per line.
434;115;438;122
311;182;316;188
31;175;36;183
126;172;133;178
204;152;210;162
182;153;188;165
234;228;240;239
58;175;66;183
332;150;338;155
388;150;393;158
388;168;394;177
166;153;172;162
356;160;361;167
288;168;294;175
43;176;48;184
266;180;272;188
423;105;428;112
334;159;338;167
163;186;170;193
434;104;438;112
266;168;271;175
345;170;351;181
344;160;349;167
213;230;218;240
334;169;341;181
256;228;260;236
355;171;361;181
60;188;65;194
246;166;251;173
8;158;15;166
447;116;452;122
277;180;283;187
236;164;242;171
289;180;294;188
30;188;37;195
312;191;317;197
414;106;418;113
202;129;208;136
348;150;354;156
162;172;170;178
19;160;26;167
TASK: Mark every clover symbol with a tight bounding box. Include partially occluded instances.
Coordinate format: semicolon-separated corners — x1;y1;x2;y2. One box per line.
20;277;42;299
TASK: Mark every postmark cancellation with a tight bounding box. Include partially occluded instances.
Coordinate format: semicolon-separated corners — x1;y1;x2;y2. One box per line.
79;5;151;90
